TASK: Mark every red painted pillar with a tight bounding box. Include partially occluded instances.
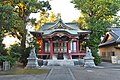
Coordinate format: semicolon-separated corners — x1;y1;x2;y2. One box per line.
76;40;79;53
50;40;53;59
42;41;45;54
68;40;71;59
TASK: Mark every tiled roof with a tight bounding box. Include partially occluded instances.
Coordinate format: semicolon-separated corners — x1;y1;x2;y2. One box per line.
40;23;55;31
40;29;89;36
99;40;116;47
37;18;90;36
39;19;80;31
99;28;120;47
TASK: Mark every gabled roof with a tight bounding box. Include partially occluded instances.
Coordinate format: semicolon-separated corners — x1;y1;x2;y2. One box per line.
37;18;90;36
39;18;80;31
99;28;120;47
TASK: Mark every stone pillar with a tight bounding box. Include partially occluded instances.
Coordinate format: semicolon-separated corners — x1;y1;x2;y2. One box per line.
50;40;53;59
68;40;71;59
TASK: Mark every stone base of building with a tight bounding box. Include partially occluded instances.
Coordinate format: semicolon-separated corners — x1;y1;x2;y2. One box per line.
44;60;74;66
42;59;85;66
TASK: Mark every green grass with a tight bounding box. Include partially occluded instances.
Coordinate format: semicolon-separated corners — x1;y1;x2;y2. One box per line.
0;69;49;75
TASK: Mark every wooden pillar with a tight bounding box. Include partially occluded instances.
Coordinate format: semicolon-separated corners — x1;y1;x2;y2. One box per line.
76;39;79;53
68;40;71;59
42;40;45;54
50;40;53;59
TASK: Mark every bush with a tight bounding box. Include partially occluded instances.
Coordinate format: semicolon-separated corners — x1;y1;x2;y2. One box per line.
93;53;101;65
0;56;16;67
19;47;33;66
9;44;21;61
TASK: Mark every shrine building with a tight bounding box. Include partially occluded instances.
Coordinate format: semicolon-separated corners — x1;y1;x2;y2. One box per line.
31;18;90;60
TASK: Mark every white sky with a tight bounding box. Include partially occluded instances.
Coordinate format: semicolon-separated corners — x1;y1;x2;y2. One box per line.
30;0;81;22
49;0;81;22
30;0;120;22
3;36;20;48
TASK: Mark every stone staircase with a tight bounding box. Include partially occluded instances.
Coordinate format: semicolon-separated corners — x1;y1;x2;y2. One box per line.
47;60;74;66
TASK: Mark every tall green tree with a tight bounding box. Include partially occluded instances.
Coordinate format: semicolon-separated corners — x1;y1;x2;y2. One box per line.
12;0;51;51
71;0;120;65
0;0;51;65
0;1;20;55
14;0;51;65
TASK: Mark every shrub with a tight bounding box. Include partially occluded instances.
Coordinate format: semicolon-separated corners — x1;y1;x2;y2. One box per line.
93;52;101;65
9;44;21;61
0;56;16;67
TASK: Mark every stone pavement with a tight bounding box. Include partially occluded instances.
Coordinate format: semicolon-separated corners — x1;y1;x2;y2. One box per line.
45;66;76;80
70;66;120;80
69;62;120;80
0;62;120;80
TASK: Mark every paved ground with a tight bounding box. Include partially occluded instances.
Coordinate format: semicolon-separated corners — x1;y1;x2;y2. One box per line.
70;66;120;80
0;74;47;80
45;66;75;80
0;62;120;80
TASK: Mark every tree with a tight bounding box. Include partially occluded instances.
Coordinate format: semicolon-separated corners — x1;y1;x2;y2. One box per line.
71;0;120;65
12;0;51;51
73;13;88;30
14;0;51;65
49;12;60;22
0;0;51;65
0;1;19;55
35;11;60;31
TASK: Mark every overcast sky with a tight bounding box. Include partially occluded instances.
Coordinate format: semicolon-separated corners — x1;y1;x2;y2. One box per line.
30;0;81;22
31;0;120;22
49;0;81;22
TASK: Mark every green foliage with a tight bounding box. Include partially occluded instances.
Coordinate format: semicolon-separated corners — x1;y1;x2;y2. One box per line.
20;37;40;66
93;53;101;65
19;47;32;66
71;0;120;64
9;44;21;61
0;44;22;67
35;11;60;31
0;56;16;67
0;35;7;56
0;0;51;66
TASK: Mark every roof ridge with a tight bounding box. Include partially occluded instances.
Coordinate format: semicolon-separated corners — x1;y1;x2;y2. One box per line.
46;18;76;30
116;37;120;42
111;30;119;38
